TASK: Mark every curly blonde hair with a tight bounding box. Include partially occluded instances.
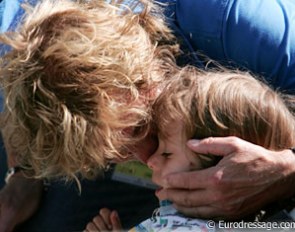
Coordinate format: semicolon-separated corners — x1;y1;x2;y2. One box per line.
0;0;178;180
153;66;295;165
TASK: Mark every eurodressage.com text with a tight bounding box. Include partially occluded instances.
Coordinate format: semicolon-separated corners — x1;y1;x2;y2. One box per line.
206;220;295;230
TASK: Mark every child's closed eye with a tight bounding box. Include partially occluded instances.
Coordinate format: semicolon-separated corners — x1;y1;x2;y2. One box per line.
161;152;172;158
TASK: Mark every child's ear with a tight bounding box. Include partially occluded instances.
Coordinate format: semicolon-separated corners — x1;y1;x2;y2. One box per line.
198;154;222;168
185;151;204;170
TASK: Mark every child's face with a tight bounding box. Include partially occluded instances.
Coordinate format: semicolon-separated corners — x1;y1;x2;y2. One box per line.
147;122;203;196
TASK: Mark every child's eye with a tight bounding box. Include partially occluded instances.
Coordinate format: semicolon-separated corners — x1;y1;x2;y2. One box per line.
161;152;172;158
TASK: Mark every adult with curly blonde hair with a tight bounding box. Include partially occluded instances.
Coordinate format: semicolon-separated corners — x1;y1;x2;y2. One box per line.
0;0;177;180
0;0;177;230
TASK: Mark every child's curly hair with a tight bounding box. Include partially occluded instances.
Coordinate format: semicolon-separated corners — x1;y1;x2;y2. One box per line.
0;0;178;180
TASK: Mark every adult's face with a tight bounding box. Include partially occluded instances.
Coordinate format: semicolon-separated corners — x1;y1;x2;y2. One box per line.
128;132;159;163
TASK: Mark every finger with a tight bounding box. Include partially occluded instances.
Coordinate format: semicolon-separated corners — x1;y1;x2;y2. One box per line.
173;204;220;219
110;210;123;231
92;215;108;231
99;208;112;230
156;188;214;207
85;222;100;232
163;167;216;189
187;136;245;157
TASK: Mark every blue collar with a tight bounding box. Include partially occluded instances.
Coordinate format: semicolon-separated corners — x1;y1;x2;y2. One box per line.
159;200;178;217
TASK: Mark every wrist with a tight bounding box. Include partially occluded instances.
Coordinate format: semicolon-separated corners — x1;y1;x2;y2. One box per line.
275;149;295;175
276;148;295;198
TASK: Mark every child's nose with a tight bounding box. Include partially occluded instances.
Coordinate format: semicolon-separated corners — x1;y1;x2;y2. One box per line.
147;154;161;170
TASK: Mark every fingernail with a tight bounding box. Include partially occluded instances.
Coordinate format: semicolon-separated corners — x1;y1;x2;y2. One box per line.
187;139;200;147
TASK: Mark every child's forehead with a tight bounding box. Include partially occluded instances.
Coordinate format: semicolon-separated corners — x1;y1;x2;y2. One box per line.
158;121;186;142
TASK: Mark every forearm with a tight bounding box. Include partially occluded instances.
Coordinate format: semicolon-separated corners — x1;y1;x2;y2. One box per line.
1;129;19;168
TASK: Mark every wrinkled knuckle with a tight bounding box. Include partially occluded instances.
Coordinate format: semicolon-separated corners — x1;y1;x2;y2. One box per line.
202;137;215;146
182;195;194;208
210;170;224;188
259;154;271;163
228;136;242;149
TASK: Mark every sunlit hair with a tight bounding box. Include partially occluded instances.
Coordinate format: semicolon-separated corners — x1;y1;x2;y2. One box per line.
153;66;295;166
0;0;178;180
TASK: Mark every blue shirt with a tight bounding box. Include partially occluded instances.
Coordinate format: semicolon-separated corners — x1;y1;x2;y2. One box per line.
0;0;37;57
173;0;295;93
0;0;26;33
2;0;295;93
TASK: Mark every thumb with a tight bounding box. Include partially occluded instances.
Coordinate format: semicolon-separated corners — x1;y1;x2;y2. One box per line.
187;136;243;157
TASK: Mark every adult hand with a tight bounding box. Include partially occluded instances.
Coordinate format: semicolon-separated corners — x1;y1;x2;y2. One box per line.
156;136;295;220
84;208;122;232
0;174;43;232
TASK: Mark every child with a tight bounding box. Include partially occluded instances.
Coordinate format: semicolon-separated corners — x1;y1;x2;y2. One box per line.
84;66;295;231
0;0;177;180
